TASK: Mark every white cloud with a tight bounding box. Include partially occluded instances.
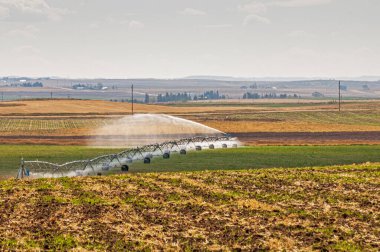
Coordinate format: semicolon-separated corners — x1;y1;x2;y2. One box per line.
239;0;334;12
89;14;137;29
288;30;316;38
0;5;9;19
89;22;100;29
13;45;41;54
270;0;333;7
180;8;206;16
239;1;270;25
203;24;233;29
0;0;69;21
0;0;376;78
243;14;271;25
128;20;145;30
7;25;39;38
238;0;334;26
238;2;267;14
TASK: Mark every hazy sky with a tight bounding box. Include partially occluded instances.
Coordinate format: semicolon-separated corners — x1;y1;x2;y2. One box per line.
0;0;379;78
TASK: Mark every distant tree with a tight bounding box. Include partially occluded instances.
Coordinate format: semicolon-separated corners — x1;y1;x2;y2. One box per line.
312;92;324;98
249;83;257;89
96;83;103;89
194;90;225;100
32;82;43;87
144;93;150;104
156;92;191;103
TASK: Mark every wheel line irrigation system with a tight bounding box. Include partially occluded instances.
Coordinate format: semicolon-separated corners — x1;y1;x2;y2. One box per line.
17;135;239;179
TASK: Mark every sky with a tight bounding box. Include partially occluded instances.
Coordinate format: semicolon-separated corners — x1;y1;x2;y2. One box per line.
0;0;379;79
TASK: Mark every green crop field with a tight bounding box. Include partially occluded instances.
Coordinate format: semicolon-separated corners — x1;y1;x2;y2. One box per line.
0;164;379;250
2;145;380;178
127;145;380;172
0;145;124;178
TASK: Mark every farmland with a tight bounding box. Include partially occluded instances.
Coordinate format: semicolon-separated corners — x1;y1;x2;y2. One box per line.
1;78;380;101
0;99;379;251
1;164;379;250
1;0;379;249
0;99;380;145
3;145;380;178
0;145;123;178
1;110;380;135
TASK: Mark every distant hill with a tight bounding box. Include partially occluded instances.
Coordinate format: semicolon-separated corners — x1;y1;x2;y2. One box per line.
183;75;314;82
184;75;380;82
2;75;380;82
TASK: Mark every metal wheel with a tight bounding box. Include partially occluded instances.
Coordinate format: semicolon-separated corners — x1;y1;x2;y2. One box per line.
144;157;151;164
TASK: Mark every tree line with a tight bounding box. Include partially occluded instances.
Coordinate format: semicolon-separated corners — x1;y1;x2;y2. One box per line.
156;90;226;103
243;92;300;99
9;82;43;88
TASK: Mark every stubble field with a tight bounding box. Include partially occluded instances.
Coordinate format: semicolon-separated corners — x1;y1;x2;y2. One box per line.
1;164;379;250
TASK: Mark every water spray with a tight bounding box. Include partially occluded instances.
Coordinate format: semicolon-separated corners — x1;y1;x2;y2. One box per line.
17;114;240;178
87;114;226;147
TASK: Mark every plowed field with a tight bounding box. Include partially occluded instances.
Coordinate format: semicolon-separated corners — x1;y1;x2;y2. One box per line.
1;164;379;250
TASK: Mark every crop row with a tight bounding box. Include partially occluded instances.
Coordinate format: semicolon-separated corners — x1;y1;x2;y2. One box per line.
0;119;111;132
227;111;380;126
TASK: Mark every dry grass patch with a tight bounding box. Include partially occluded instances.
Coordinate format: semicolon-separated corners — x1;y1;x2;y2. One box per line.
0;164;379;250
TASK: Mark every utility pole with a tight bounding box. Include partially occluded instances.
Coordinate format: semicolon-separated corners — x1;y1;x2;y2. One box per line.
131;84;134;115
338;80;341;112
50;92;53;99
1;92;3;102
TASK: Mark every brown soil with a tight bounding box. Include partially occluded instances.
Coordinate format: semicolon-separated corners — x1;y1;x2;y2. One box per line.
1;166;379;250
0;103;25;107
201;120;380;133
232;131;380;145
